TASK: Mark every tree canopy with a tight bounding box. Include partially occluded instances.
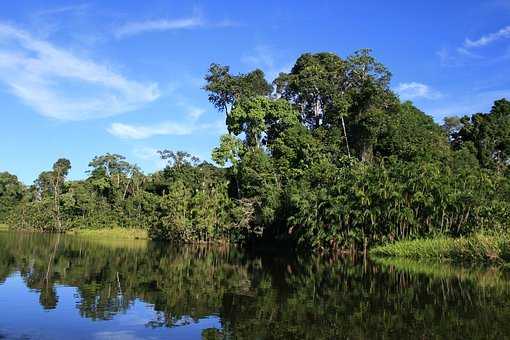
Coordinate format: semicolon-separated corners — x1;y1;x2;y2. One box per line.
3;50;510;252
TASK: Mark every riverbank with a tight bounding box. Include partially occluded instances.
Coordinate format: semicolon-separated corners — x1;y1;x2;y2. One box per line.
370;233;510;263
0;224;148;240
66;228;149;240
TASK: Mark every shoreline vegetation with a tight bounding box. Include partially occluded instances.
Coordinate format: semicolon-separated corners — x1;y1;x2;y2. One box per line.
370;233;510;263
66;227;149;240
0;225;148;240
0;50;509;257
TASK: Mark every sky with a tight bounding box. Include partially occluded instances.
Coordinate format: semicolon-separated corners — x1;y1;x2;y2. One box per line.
1;0;510;184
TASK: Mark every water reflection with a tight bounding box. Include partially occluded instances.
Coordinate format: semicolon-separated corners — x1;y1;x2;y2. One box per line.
0;231;509;339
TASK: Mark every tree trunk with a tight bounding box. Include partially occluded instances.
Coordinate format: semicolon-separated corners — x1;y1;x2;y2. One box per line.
360;143;373;162
341;116;351;157
53;178;61;232
314;97;321;128
123;178;131;200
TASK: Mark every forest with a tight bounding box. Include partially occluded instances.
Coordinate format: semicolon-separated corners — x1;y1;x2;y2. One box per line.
1;49;509;252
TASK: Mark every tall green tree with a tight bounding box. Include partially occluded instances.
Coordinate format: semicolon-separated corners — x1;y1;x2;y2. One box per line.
375;101;450;162
0;172;24;220
344;49;396;161
275;49;396;161
51;159;71;231
227;96;299;149
203;64;272;115
448;98;510;172
274;52;351;153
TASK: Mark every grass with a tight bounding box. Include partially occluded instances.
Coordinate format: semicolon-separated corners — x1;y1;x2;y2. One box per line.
370;233;510;263
0;223;148;240
66;227;149;240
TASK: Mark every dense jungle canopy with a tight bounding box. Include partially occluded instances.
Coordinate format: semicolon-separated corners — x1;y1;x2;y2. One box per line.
1;50;509;251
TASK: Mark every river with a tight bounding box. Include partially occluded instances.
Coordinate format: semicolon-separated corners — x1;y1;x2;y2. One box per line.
0;231;508;339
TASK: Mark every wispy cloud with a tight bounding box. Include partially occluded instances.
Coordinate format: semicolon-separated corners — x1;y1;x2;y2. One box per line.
436;47;484;67
186;107;205;119
436;48;454;66
133;147;167;169
114;16;204;38
394;82;442;100
438;25;510;66
108;122;193;139
108;119;225;140
456;47;483;59
114;8;237;39
0;23;159;120
242;45;292;81
132;146;210;170
242;46;276;70
34;3;90;17
464;25;510;48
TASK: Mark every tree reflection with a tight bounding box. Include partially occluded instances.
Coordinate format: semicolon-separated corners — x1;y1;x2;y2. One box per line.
0;231;510;339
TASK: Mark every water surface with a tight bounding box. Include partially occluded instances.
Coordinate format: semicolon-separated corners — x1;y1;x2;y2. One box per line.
0;231;509;339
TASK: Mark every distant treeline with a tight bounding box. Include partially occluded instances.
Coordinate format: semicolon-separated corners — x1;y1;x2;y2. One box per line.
1;49;509;251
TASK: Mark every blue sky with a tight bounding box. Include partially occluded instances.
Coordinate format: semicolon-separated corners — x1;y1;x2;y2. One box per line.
1;0;510;184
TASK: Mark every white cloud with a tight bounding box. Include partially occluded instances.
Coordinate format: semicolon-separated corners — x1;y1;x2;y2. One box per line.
436;47;481;66
133;147;167;169
465;25;510;48
34;4;90;17
108;122;193;139
438;25;510;66
394;82;442;100
114;16;204;38
108;118;225;140
436;48;454;66
133;146;160;160
187;107;205;119
242;46;276;70
114;13;238;39
456;47;483;59
0;23;159;120
132;146;211;170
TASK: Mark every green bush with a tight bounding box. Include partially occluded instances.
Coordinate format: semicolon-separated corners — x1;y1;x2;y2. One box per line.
370;233;510;263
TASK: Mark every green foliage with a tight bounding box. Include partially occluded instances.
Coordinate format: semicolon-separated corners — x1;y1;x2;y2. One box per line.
228;96;299;148
448;98;510;172
376;101;451;162
371;233;510;263
202;50;510;251
285;158;510;250
274;49;398;161
4;50;510;253
150;176;240;242
203;63;272;115
0;172;24;220
275;52;348;129
212;134;245;168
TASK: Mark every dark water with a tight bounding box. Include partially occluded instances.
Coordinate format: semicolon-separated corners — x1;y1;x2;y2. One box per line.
0;232;510;339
